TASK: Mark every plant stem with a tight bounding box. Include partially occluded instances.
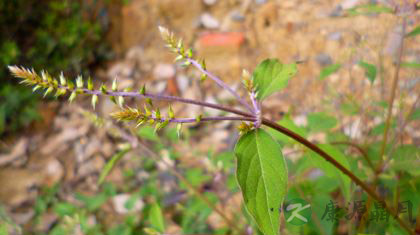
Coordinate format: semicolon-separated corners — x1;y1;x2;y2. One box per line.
155;116;256;123
376;16;407;173
261;118;414;234
186;58;254;113
68;86;254;118
330;141;374;171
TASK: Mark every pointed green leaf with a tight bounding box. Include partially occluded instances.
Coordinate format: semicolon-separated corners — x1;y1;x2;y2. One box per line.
234;129;288;235
252;59;297;101
112;78;118;91
149;202;165;233
100;84;107;94
69;91;77;103
347;4;393;16
91;95;98;110
406;25;420;37
195;114;202;123
98;147;130;185
401;61;420;69
118;96;124;108
87;77;93;90
139;85;146;95
110;96;117;104
76;75;83;88
44;87;54;97
59;72;66;86
358;61;377;84
168;105;175;119
319;63;341;80
176;123;182;138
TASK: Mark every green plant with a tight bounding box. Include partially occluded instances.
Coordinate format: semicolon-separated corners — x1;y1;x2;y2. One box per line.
8;5;419;234
0;0;107;135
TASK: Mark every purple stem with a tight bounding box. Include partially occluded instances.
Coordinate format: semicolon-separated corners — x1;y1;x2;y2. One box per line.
61;86;254;118
153;116;256;123
186;58;254;113
250;91;261;128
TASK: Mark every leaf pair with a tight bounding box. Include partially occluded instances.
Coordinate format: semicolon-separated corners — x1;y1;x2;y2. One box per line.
233;59;296;235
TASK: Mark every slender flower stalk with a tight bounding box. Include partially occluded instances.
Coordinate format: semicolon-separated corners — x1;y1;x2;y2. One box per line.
185;58;254;113
250;91;261;128
8;66;253;119
158;26;254;113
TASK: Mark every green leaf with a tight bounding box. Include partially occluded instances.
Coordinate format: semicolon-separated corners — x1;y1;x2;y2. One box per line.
319;63;341;80
308;144;351;199
347;4;393;16
410;108;420;120
307;112;337;132
358;61;377;84
54;202;78;217
75;193;108;211
235;129;288;235
401;61;420;69
98;147;130;185
390;145;420;176
137;126;159;141
252;59;297;100
149;203;165;233
406;25;420;37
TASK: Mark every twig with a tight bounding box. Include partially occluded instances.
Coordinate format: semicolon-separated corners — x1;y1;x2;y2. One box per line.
376;16;407;173
330;141;375;171
187;58;254;113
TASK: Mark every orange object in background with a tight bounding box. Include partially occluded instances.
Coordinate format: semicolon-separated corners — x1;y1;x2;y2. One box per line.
198;32;245;48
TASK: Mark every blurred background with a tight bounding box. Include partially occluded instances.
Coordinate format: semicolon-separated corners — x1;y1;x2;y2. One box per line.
0;0;419;234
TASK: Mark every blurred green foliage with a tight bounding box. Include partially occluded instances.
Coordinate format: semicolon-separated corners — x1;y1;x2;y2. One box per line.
0;0;109;135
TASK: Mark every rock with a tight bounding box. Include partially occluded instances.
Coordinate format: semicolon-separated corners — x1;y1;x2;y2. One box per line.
203;0;217;5
230;10;245;21
34;213;58;233
255;0;267;4
125;46;144;62
340;0;359;10
112;194;144;214
77;155;105;177
107;61;135;78
0;169;40;206
42;159;64;187
41;126;89;155
315;53;333;66
153;63;176;80
0;138;28;166
329;6;343;17
327;31;342;41
200;13;220;29
176;74;190;93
